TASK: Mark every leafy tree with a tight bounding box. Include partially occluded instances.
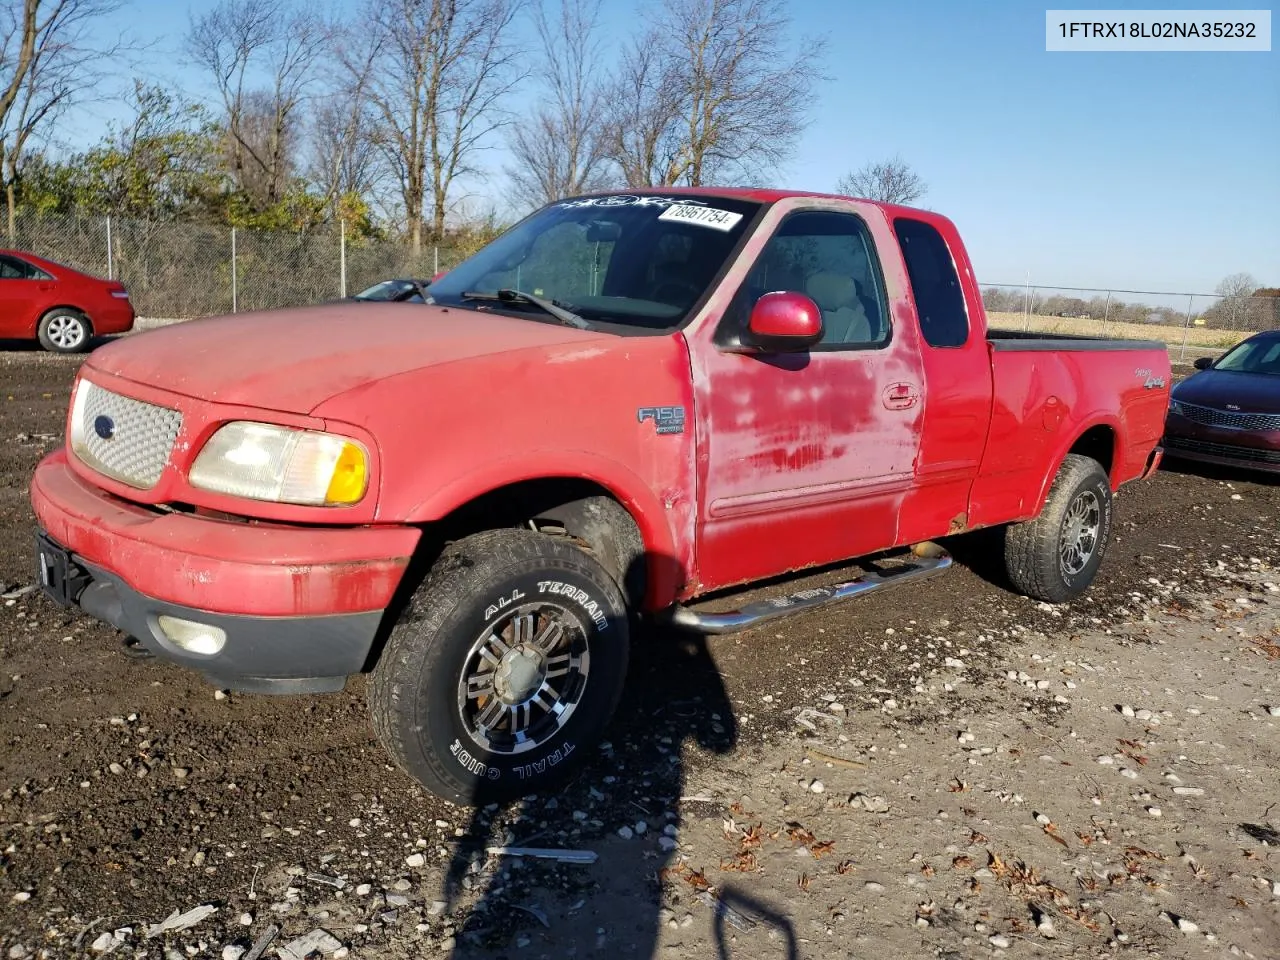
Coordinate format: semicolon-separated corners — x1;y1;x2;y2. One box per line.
73;82;224;221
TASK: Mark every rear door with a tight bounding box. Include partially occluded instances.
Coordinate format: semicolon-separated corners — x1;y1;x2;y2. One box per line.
691;203;927;590
890;217;995;543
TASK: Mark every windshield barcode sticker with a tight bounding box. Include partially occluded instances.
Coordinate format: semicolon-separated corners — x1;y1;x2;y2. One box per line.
657;203;743;231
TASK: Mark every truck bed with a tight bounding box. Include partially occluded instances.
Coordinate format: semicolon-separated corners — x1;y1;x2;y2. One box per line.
987;329;1167;352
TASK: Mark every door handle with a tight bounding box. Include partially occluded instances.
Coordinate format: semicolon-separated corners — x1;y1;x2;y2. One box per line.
882;382;919;411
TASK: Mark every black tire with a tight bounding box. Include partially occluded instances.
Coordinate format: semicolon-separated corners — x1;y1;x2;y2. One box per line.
368;528;630;805
1004;453;1113;604
37;309;92;353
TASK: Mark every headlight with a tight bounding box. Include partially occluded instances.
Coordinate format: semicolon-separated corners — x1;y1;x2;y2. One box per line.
189;422;369;506
1168;400;1184;416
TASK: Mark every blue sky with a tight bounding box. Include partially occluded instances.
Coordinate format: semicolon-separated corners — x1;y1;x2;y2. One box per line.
70;0;1278;297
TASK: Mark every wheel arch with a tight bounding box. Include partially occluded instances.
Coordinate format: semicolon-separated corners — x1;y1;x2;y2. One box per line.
1032;419;1121;516
402;461;685;612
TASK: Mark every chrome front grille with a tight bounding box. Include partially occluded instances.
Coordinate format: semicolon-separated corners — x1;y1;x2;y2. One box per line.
1175;401;1280;432
70;380;182;489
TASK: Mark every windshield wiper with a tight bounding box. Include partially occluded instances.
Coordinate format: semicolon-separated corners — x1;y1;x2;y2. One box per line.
459;288;591;330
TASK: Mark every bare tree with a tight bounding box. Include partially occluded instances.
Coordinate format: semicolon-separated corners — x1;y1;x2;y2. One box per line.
1214;272;1258;329
308;87;383;219
836;155;927;205
505;0;611;207
187;0;326;209
0;0;127;235
604;0;824;188
344;0;524;251
604;28;686;189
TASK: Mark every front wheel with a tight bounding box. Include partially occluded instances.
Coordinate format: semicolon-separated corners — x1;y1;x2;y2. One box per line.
1003;453;1114;604
368;529;630;805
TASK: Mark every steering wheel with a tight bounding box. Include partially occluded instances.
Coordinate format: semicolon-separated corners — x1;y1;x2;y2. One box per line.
652;278;702;306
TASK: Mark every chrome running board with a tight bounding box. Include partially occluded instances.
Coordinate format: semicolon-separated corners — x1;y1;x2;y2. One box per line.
667;544;953;635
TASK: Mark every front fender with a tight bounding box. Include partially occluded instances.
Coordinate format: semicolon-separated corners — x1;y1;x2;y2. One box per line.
403;450;687;610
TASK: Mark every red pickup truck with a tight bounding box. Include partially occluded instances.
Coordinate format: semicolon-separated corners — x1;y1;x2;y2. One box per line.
30;189;1170;803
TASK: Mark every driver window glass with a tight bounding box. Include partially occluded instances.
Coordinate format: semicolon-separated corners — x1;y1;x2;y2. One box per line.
731;211;889;349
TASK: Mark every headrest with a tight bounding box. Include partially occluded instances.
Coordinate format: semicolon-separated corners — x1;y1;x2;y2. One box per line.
805;272;858;311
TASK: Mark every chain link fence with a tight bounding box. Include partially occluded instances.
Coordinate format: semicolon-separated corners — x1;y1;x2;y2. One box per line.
8;211;469;321
982;283;1279;363
8;212;1278;365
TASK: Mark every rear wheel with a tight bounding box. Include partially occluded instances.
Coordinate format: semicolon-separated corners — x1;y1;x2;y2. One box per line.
1004;454;1113;603
368;529;629;805
37;309;92;353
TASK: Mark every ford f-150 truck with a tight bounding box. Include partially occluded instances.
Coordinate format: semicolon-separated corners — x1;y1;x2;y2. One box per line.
30;188;1171;804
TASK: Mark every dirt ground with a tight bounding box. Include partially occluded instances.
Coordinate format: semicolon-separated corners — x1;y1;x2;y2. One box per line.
1;344;1277;960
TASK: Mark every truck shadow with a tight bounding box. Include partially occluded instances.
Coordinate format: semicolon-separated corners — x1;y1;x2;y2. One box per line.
438;555;797;959
937;526;1018;593
1157;456;1280;488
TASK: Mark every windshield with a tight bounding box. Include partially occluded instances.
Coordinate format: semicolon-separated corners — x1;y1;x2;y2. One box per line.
1213;335;1280;375
427;193;762;330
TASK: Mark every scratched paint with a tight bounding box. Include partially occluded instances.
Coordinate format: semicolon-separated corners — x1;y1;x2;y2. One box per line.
545;346;609;364
680;197;930;589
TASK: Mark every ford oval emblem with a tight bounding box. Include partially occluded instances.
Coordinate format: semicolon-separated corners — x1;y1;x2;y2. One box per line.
93;414;116;440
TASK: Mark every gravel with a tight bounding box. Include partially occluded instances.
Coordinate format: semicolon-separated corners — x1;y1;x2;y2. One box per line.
1;358;1277;959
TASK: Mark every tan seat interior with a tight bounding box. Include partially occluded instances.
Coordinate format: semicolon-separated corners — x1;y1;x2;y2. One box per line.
805;271;872;344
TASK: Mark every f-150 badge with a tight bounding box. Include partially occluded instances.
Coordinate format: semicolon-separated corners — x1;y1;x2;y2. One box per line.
637;405;686;435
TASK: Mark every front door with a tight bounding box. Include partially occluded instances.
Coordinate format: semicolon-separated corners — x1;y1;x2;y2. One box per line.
691;205;926;592
0;254;40;338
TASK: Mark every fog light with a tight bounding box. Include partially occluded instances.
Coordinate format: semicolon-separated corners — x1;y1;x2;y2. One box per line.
157;615;227;655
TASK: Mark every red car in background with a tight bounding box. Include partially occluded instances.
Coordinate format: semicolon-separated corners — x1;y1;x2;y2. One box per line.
0;249;134;353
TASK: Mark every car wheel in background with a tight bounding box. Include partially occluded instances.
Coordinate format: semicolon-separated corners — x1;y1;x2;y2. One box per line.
37;309;92;353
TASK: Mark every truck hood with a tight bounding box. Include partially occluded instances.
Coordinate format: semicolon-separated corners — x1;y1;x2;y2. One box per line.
1172;369;1280;414
86;303;607;414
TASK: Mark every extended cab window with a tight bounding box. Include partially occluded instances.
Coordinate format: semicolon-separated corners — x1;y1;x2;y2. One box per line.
894;218;969;348
729;211;888;349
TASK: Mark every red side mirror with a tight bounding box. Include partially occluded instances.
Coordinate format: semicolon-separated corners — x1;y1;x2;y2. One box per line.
431;271;447;284
743;291;823;352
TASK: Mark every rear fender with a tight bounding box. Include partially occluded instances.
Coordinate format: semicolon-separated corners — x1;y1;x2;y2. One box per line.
1031;416;1123;516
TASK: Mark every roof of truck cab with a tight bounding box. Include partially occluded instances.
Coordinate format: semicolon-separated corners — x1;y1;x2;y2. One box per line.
566;185;937;219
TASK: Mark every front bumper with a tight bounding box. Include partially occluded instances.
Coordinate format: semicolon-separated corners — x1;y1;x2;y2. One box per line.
1162;415;1280;475
1161;434;1280;474
31;450;421;692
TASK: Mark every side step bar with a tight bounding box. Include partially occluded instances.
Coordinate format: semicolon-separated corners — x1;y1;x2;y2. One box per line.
666;544;953;635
